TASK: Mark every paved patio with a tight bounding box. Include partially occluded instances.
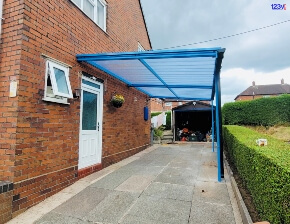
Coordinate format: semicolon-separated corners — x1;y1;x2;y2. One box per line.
8;143;242;224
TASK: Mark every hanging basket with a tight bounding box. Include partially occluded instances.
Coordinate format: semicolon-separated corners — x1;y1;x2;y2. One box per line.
112;100;123;108
111;94;125;108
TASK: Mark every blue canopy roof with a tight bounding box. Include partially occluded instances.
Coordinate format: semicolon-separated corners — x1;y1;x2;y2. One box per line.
76;47;225;101
76;47;226;182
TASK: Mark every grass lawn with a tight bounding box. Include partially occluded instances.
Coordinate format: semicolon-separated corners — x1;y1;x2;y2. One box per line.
225;124;290;223
246;124;290;142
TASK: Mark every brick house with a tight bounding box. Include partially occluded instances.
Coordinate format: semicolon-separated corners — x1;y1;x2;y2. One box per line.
151;99;185;112
235;79;290;101
0;0;151;222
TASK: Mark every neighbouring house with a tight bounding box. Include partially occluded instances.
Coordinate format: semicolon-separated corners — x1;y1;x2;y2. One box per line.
235;79;290;101
151;99;185;112
0;0;151;222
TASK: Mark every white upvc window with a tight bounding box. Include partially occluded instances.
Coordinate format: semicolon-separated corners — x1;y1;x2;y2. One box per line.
43;59;73;104
138;42;145;51
71;0;107;31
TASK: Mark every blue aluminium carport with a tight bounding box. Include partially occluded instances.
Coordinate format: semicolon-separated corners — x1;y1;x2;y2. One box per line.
77;47;225;181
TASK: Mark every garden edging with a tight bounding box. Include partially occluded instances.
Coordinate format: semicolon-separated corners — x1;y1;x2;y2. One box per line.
224;156;253;224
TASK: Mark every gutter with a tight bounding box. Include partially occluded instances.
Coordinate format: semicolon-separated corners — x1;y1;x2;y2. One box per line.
138;0;153;50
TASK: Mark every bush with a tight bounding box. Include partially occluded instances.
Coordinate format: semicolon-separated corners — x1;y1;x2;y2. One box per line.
153;125;165;139
151;112;162;118
222;94;290;126
223;125;290;224
165;111;171;130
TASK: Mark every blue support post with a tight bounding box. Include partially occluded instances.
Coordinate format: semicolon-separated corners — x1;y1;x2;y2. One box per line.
215;71;224;182
211;100;215;152
215;80;221;182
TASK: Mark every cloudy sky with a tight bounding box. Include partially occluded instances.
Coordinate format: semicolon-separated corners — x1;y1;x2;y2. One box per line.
140;0;290;105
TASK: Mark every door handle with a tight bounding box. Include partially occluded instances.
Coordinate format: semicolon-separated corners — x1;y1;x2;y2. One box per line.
97;122;100;131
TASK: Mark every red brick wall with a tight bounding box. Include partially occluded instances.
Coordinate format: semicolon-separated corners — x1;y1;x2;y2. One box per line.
151;99;164;112
151;100;185;112
0;0;24;183
0;182;13;224
0;0;151;218
167;102;184;110
235;94;279;101
0;191;13;223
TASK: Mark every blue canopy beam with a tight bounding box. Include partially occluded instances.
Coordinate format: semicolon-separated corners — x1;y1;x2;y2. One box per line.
128;84;212;89
139;59;179;99
85;61;153;97
76;48;223;62
150;96;211;101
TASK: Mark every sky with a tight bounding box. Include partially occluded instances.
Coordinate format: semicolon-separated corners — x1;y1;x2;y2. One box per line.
140;0;290;105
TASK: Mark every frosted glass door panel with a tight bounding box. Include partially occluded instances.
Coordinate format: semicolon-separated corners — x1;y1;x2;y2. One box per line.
82;91;98;130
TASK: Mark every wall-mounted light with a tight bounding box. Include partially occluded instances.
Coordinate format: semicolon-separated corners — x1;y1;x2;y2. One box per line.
145;97;150;105
73;88;81;99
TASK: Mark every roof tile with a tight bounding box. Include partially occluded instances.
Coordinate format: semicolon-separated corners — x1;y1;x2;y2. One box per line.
235;83;290;99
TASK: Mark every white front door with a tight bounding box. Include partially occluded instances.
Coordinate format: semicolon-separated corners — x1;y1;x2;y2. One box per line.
78;77;103;170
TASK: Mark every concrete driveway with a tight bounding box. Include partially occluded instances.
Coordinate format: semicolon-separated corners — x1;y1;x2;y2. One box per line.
8;143;242;224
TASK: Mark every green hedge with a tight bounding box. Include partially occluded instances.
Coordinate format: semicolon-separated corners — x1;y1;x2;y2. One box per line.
222;94;290;126
151;112;162;118
223;125;290;224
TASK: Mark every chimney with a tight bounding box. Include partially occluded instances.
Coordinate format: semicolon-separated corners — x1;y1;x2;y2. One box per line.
252;81;255;86
281;78;284;84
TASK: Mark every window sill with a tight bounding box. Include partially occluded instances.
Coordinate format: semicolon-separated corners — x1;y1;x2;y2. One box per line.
88;17;107;34
43;96;70;105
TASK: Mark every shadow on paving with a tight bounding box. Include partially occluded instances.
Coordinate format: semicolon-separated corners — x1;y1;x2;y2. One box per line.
35;143;236;224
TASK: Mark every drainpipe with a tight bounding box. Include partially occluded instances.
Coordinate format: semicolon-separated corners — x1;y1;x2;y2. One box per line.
172;109;175;141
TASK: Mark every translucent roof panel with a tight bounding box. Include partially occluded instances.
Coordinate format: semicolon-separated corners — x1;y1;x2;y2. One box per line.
96;60;163;85
172;88;213;99
140;87;176;98
144;57;216;85
76;48;225;100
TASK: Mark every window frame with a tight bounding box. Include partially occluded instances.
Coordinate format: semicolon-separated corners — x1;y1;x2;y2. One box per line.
138;42;145;51
43;59;73;104
48;61;73;98
71;0;107;31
